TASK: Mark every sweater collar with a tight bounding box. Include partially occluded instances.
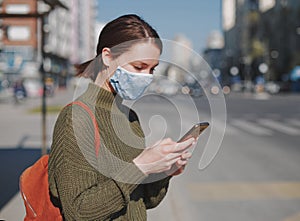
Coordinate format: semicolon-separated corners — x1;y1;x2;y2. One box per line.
81;83;119;110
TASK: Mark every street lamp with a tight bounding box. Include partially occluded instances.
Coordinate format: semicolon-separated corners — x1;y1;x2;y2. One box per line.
258;63;268;75
39;1;68;156
230;66;239;76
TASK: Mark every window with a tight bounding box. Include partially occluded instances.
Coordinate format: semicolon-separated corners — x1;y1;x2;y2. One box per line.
7;26;31;41
5;4;30;14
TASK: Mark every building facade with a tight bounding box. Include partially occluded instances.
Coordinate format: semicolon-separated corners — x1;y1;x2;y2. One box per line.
259;0;300;80
0;0;38;78
203;30;225;84
70;0;97;64
0;0;96;88
222;0;300;86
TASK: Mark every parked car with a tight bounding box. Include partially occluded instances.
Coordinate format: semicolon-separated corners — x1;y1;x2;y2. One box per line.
290;66;300;82
290;66;300;92
265;81;280;94
148;78;179;96
23;79;43;98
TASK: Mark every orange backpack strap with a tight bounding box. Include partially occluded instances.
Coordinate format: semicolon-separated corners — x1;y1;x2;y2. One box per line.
66;101;100;157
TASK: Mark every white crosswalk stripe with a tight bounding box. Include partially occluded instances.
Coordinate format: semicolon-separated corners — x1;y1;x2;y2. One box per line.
211;118;239;136
257;119;300;136
225;117;300;137
230;119;273;136
286;119;300;128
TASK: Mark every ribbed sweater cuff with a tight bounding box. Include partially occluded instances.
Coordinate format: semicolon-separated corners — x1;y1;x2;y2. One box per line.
113;163;148;203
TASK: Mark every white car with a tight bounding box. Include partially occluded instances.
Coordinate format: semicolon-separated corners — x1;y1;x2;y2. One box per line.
23;79;43;98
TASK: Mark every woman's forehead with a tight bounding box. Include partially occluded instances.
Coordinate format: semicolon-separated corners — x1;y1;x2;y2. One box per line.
118;42;161;64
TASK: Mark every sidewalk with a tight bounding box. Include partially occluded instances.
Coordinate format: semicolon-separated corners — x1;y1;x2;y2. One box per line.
0;86;75;149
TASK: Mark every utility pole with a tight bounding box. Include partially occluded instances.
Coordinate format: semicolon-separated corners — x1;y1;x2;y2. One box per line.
40;12;48;156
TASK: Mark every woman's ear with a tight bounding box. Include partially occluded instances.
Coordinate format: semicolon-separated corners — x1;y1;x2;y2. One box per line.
102;47;112;67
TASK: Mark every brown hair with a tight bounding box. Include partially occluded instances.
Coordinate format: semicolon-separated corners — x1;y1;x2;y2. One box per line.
76;14;162;80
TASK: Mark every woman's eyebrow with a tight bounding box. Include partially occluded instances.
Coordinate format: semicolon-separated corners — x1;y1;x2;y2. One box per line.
132;61;159;67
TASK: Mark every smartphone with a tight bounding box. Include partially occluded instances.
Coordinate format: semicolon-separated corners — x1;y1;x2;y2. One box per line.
177;122;209;142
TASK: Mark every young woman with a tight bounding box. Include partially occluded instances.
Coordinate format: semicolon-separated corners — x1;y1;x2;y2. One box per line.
48;14;195;221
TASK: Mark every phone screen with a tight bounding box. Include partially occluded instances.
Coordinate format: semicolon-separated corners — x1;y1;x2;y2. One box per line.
177;122;209;142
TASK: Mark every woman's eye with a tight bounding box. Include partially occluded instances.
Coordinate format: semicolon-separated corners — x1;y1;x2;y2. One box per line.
134;66;143;71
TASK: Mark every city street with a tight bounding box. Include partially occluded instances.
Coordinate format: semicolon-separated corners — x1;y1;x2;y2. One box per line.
1;0;299;220
0;88;300;221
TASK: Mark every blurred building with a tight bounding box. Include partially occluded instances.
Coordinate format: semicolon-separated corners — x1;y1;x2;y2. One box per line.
169;34;193;83
222;0;261;89
42;0;70;86
70;0;97;64
222;0;300;87
0;0;96;88
203;30;225;84
94;21;105;54
259;0;300;81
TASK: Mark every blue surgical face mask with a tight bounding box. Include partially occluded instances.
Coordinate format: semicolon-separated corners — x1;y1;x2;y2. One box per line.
109;66;154;100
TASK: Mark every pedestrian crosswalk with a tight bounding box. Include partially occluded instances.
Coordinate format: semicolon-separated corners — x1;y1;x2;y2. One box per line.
286;119;300;127
257;119;300;136
220;117;300;137
231;119;273;136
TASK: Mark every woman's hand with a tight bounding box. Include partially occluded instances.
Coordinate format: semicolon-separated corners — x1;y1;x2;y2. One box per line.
133;138;195;175
166;151;193;176
170;137;198;176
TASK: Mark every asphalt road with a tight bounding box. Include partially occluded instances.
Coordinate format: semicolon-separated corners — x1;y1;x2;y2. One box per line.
0;90;300;221
140;93;300;221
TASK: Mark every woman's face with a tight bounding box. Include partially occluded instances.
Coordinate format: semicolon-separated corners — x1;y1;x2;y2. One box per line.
115;42;161;75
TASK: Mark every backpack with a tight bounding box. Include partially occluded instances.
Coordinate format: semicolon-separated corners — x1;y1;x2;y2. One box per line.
19;101;100;221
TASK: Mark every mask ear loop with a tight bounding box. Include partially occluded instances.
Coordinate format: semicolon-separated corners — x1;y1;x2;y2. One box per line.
102;57;120;92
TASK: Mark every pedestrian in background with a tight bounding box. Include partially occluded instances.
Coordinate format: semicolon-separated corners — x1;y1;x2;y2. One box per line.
13;79;27;103
48;14;195;220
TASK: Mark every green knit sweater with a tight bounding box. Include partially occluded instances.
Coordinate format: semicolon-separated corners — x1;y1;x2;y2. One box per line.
48;83;171;221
